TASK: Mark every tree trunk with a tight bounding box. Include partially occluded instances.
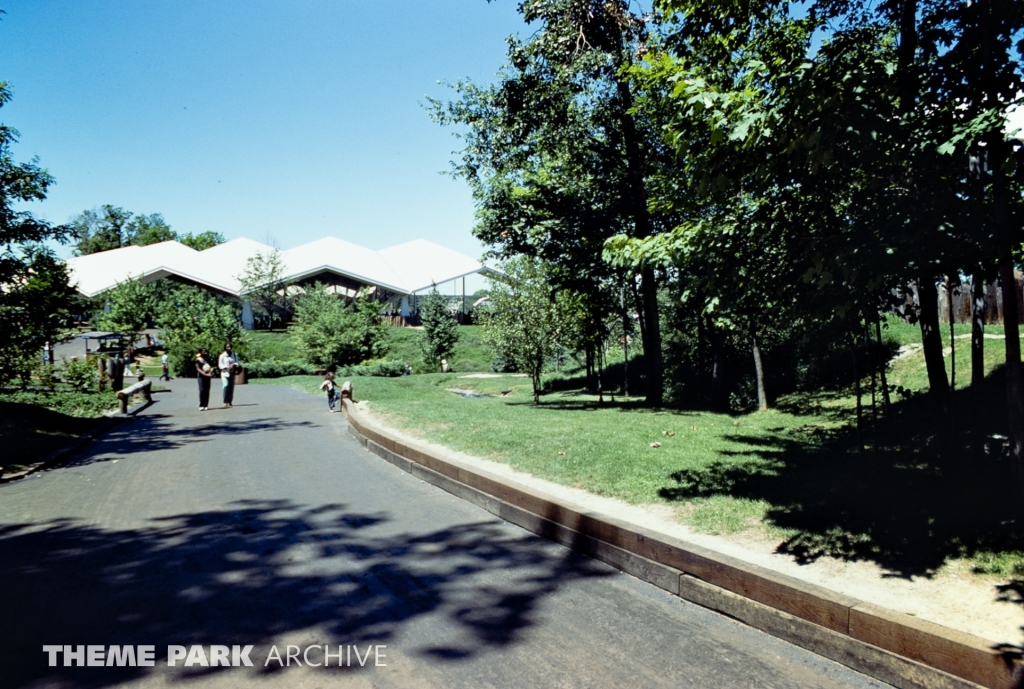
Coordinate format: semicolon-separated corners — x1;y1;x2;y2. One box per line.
971;274;986;389
917;278;950;399
998;241;1024;488
614;73;662;406
709;315;725;409
853;344;863;449
751;325;768;412
875;317;892;414
946;276;956;392
640;268;663;405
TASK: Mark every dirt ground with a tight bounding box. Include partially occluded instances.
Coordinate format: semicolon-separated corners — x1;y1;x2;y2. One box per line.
359;403;1023;647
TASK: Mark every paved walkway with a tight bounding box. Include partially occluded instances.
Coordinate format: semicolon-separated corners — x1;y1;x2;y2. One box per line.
0;382;889;688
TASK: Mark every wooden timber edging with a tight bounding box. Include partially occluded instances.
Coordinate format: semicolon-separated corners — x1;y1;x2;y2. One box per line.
341;398;1022;689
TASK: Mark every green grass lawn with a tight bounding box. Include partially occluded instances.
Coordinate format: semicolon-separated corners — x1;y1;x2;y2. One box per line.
256;340;1024;581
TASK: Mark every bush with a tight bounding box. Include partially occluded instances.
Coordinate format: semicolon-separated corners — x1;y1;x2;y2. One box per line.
342;359;409;378
453;359;483;372
290;284;389;368
60;356;99;392
1;389;118;417
158;286;249;377
244;359;317;379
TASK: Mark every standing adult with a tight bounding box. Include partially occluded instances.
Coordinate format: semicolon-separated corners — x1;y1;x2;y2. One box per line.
195;348;213;411
159;353;171;381
219;342;240;408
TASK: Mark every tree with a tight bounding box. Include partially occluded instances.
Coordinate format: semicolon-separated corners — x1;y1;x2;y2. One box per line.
419;288;460;372
480;258;567;404
158;285;248;377
237;248;290;331
0;82;76;384
72;204;133;255
125;213;175;246
289;284;388;369
179;231;225;251
93;278;158;349
0;246;78;385
430;0;669;405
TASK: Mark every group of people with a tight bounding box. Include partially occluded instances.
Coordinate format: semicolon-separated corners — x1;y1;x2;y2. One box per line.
194;342;241;411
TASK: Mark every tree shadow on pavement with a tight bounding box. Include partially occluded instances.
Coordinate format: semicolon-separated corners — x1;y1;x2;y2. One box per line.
0;499;612;687
35;415;321;471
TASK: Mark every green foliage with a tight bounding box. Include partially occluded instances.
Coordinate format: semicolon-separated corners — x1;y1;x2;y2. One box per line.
0;246;78;386
344;359;408;378
244;359;317;378
418;288;460;372
237;248;290;330
480;257;569;403
0;84;77;385
158;285;249;376
178;231;225;251
125;213;174;246
289;283;388;369
59;356;99;392
386;325;489;374
72;205;132;255
0;389;117;418
93;278;158;346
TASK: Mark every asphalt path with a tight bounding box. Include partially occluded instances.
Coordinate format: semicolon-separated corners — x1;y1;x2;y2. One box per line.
0;382;889;689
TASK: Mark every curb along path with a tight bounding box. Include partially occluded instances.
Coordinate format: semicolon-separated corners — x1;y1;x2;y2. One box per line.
341;398;1022;689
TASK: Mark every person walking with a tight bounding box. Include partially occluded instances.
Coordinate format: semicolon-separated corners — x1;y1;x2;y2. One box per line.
319;371;338;412
159;353;171;381
195;348;213;411
219;342;240;408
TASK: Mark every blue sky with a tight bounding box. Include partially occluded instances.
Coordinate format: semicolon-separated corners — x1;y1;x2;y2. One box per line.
1;0;528;272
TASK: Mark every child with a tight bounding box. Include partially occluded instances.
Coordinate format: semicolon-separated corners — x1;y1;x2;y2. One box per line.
320;372;338;412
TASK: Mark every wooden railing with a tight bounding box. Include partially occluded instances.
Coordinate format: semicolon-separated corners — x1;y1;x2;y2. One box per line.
116;379;152;415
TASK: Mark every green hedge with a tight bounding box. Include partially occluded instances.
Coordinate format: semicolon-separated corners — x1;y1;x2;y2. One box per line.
244;359;317;379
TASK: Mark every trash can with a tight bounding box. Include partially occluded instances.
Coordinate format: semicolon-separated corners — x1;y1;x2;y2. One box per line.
234;367;247;385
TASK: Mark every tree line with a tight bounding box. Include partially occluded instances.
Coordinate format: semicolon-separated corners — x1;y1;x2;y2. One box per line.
430;0;1024;473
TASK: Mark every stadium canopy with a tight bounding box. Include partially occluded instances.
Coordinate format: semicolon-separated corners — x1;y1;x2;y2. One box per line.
66;237;496;299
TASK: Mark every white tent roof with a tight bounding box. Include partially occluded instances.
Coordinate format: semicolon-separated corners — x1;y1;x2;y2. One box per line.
66;236;489;298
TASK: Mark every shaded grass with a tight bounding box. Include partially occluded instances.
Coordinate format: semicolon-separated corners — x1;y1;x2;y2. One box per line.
0;397;111;471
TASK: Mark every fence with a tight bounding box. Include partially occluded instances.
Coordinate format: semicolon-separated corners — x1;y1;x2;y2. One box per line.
899;275;1024;325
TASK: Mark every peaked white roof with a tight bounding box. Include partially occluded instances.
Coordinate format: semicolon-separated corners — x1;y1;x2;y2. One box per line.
66;235;488;298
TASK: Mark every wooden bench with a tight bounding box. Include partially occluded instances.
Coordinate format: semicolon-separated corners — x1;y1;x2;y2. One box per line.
117;379;152;415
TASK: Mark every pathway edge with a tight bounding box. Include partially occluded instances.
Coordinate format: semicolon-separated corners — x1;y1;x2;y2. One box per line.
342;398;1021;689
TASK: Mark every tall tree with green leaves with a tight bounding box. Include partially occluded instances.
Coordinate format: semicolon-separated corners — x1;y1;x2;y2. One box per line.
419;288;460;372
0;82;77;384
431;0;669;404
71;204;133;255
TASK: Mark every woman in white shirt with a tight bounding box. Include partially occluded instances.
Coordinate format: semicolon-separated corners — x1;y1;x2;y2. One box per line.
218;342;240;408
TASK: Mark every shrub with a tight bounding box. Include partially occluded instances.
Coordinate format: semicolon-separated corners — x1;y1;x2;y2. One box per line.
343;359;409;378
290;284;388;368
453;359;483;372
419;288;460;372
244;359;317;379
60;356;99;392
158;285;249;377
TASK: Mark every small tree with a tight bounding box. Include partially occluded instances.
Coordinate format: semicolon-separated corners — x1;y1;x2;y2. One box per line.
237;248;289;331
481;258;566;404
94;278;157;349
158;286;248;376
419;288;460;372
289;284;388;368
